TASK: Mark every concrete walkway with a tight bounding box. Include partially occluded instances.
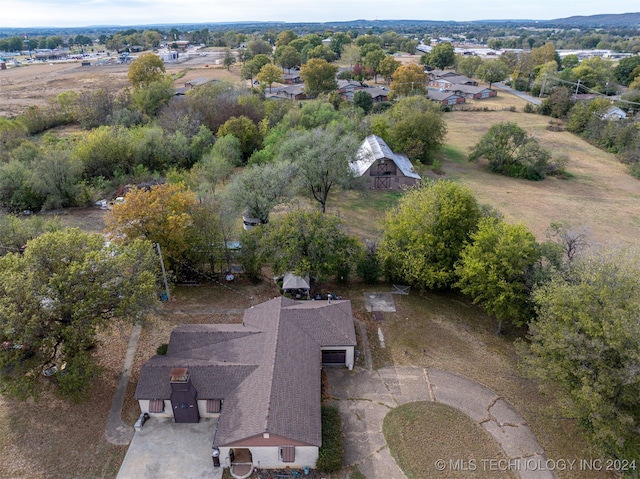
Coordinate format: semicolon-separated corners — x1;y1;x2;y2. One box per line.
105;324;141;446
328;366;556;479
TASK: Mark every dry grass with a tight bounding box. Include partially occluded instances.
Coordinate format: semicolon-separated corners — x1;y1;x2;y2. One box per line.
372;289;615;479
383;401;516;479
442;110;640;245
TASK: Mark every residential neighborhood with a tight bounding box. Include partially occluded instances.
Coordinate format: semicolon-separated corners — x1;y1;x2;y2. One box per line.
1;9;640;479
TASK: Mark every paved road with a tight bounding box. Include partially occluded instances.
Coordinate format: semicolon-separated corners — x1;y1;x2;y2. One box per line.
328;366;556;479
495;83;542;106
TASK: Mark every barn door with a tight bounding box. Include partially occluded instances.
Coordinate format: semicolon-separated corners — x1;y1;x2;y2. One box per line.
374;177;390;189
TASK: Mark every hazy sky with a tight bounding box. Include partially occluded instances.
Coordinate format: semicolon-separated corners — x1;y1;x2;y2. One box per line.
1;0;638;28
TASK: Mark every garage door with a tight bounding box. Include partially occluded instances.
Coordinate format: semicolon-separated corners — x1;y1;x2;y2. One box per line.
322;350;346;365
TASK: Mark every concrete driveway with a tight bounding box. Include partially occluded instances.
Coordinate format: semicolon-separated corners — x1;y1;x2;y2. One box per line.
327;366;555;479
116;417;222;479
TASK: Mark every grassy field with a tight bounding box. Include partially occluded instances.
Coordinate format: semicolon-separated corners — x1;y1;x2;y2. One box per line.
383;401;515;479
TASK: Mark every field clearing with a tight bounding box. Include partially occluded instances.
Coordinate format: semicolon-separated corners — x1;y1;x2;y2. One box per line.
0;57;242;117
442;110;640;245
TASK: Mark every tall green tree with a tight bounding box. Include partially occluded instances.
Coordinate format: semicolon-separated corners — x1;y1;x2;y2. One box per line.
476;60;508;88
277;126;359;213
426;42;455;69
524;247;640;461
455;217;539;334
127;52;167;88
0;229;158;399
263;209;361;282
225;161;294;225
379;180;482;290
217;116;262;161
256;63;284;93
378;96;447;164
300;59;338;97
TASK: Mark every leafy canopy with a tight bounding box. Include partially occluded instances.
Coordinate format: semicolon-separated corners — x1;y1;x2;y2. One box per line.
455;217;539;333
524;247;640;461
379;180;482;290
468;122;552;180
0;229;158;400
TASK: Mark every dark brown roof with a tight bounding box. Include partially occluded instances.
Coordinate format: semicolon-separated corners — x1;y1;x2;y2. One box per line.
135;296;356;447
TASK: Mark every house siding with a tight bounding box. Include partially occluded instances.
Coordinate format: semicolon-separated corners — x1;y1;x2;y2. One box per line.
362;162;419;190
219;446;319;469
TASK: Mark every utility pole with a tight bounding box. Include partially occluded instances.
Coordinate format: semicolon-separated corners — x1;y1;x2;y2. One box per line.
156;243;171;302
539;74;546;98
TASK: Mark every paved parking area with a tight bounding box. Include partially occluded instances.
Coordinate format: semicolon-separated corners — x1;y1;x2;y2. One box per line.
116;417;221;479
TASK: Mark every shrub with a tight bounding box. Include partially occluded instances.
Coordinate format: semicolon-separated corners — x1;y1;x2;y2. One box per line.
156;343;168;355
317;404;344;473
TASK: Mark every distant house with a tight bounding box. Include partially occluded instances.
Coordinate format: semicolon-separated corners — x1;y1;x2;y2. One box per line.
449;84;497;100
340;86;389;103
602;106;627;121
266;84;307;100
175;77;219;95
427;89;466;105
283;72;301;84
352;135;421;190
135;297;357;475
429;75;478;89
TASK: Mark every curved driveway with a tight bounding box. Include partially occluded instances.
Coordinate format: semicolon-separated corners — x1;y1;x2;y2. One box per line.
327;366;556;479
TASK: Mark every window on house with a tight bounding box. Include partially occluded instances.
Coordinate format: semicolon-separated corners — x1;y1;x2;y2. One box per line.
149;399;164;413
280;445;295;463
206;399;222;413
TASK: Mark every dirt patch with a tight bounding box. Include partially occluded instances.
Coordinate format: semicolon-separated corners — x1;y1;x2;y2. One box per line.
0;58;242;118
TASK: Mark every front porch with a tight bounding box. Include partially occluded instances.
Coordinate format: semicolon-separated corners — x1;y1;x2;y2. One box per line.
230;448;253;479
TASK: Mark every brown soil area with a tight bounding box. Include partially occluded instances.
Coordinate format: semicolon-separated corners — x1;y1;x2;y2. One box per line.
0;56;241;118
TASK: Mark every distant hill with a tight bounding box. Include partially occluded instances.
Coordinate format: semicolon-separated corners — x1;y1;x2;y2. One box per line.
1;12;639;36
541;12;640;27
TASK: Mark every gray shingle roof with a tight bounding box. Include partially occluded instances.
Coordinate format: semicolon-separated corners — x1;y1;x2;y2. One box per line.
352;135;421;180
135;297;356;447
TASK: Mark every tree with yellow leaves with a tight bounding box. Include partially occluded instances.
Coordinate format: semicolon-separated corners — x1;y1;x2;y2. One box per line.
105;182;197;271
390;63;427;97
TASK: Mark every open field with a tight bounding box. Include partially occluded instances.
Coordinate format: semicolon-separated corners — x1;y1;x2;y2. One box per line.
441;110;640;246
0;55;242;117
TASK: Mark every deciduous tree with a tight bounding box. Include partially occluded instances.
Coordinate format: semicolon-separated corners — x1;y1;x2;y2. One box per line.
455;217;539;334
127;52;167;88
256;63;284;93
468;122;553;180
277;126;359;213
476;59;508;88
263;209;361;282
217;116;262;161
105;183;197;271
524;247;640;461
300;59;338;97
390;63;427;97
0;229;157;399
379;180;482;290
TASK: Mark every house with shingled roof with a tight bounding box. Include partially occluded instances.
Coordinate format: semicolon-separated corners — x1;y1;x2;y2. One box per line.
352;135;421;190
134;296;356;475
